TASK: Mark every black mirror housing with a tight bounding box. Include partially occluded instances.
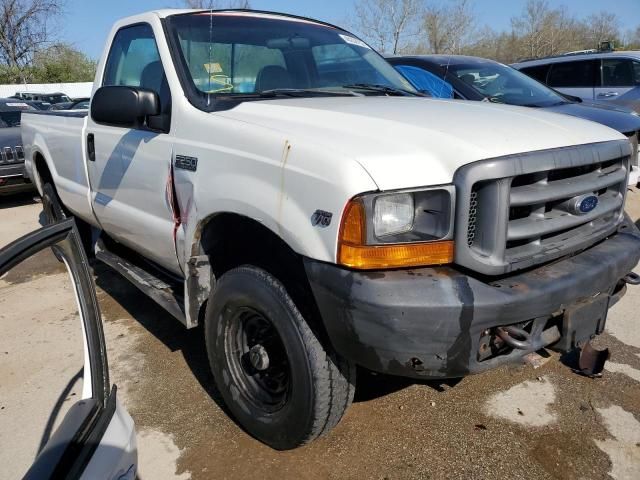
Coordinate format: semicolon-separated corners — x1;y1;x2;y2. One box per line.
91;86;160;129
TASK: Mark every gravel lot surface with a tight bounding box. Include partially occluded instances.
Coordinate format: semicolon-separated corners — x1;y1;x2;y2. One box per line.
1;188;639;479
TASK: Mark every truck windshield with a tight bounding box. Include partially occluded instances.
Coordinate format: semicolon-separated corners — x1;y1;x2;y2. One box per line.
165;12;416;108
445;61;567;107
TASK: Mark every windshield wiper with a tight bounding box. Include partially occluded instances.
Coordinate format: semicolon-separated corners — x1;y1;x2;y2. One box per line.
342;83;418;96
258;88;358;98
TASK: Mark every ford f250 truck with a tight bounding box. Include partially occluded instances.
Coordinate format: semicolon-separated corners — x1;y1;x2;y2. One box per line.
22;9;640;450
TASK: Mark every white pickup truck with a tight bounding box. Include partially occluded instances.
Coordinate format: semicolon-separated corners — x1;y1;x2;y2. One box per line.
22;9;640;450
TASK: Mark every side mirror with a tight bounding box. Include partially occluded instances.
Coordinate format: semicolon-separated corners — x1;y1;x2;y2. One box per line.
91;86;160;129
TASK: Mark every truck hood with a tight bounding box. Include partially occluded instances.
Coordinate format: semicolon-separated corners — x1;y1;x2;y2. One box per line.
219;97;625;190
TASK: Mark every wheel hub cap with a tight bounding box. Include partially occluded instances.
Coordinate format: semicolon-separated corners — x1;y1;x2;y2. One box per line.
248;344;270;371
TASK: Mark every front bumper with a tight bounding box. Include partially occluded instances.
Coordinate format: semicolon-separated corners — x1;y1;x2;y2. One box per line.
0;163;34;195
305;218;640;379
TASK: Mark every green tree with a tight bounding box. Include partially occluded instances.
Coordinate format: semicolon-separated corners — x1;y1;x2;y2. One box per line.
31;43;96;83
0;0;63;83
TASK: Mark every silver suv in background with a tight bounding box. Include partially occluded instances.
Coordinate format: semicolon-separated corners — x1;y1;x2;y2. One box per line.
512;51;640;114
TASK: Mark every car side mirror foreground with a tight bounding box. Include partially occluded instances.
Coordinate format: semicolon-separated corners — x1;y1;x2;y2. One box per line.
91;85;160;129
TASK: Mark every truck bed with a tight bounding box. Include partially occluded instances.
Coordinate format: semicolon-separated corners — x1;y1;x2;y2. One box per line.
22;110;94;224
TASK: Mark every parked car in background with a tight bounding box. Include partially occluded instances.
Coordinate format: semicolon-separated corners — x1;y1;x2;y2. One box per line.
19;99;52;110
13;91;72;105
387;55;640;185
0;99;35;195
50;98;91;111
511;51;640;114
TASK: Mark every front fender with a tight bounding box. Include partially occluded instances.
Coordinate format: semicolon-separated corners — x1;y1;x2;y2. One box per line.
176;148;377;267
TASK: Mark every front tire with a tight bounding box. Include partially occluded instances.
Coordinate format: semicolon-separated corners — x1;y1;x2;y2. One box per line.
204;266;355;450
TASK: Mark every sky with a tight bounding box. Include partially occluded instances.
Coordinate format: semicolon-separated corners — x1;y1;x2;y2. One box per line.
62;0;640;60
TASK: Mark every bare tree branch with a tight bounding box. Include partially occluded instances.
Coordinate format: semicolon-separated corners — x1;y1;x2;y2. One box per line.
352;0;422;54
0;0;63;82
509;0;581;59
421;0;475;54
582;11;620;49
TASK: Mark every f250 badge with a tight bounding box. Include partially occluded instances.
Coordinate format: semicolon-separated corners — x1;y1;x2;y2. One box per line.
175;155;198;172
311;210;333;228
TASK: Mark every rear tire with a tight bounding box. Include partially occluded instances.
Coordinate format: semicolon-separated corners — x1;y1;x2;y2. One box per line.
204;265;355;450
42;182;67;225
41;181;94;255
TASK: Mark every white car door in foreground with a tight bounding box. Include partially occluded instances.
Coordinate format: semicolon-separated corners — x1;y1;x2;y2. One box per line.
0;219;137;480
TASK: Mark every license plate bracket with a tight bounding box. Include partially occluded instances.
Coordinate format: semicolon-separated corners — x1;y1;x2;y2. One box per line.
554;294;610;351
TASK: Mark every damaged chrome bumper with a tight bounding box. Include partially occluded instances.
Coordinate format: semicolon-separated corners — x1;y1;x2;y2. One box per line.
305;216;640;379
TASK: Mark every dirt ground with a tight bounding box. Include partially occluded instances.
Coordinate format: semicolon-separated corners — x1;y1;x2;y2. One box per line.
1;188;640;480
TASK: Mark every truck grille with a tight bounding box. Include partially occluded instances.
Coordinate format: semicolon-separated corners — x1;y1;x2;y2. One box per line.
467;190;478;247
0;146;24;164
454;140;631;276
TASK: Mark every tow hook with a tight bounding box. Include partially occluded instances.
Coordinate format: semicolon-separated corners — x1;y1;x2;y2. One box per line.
494;324;561;352
496;326;531;350
623;272;640;286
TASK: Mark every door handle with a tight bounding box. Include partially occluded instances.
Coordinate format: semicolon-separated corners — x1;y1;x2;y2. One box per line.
87;133;95;161
597;92;619;98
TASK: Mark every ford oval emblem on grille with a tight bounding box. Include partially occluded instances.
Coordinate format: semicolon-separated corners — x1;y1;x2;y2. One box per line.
578;195;599;214
564;194;599;216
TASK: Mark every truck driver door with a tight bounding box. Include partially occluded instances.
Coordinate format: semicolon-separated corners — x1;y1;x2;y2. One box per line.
86;23;180;275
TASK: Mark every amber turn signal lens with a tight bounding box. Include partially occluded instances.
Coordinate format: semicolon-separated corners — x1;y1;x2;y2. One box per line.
339;241;454;270
338;198;454;269
339;198;366;245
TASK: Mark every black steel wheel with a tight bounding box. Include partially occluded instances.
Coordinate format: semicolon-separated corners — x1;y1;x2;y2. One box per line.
224;306;291;412
205;265;355;450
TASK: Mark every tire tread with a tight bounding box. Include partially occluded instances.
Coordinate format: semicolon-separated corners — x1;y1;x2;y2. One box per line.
207;265;355;448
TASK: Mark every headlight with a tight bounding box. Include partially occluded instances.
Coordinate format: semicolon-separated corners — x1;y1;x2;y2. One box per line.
374;193;414;237
338;186;455;270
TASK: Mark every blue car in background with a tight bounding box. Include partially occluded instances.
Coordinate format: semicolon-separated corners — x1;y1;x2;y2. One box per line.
387;55;640;185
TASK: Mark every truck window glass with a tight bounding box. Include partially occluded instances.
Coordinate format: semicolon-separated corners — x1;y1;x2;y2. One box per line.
178;39;287;93
602;58;640;87
166;12;414;98
102;23;171;125
103;24;162;90
548;60;597;88
234;44;286;93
